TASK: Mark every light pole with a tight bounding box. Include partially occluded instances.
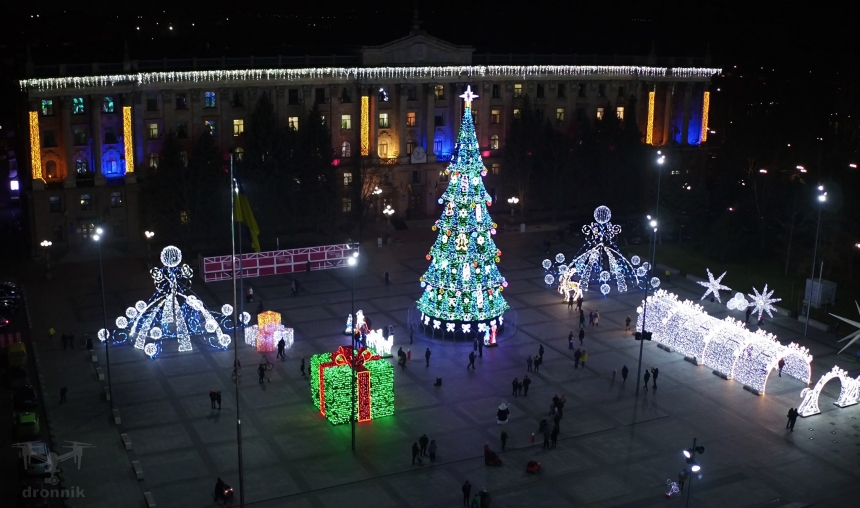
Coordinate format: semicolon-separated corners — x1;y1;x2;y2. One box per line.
40;240;52;280
92;228;112;410
654;152;665;247
683;438;705;507
507;197;519;225
144;231;155;269
804;186;827;336
635;217;658;396
348;245;359;452
383;204;394;239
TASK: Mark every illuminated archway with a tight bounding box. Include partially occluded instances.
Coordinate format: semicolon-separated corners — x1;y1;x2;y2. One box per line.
798;365;860;417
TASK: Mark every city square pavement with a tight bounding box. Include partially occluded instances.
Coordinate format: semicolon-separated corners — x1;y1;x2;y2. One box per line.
24;222;860;508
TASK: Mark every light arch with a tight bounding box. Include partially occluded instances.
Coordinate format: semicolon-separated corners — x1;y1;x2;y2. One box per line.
798;365;860;417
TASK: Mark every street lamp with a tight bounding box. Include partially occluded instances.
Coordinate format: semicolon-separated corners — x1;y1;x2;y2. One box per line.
372;186;382;196
347;245;359;451
92;227;112;410
144;231;155;269
383;205;394;238
804;185;827;336
636;216;658;396
507;197;519;219
683;438;705;507
40;240;52;280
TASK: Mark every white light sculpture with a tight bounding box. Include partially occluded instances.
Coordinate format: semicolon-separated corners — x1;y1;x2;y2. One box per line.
798;365;860;417
366;329;393;357
748;284;781;320
830;301;860;355
726;292;749;311
697;269;731;303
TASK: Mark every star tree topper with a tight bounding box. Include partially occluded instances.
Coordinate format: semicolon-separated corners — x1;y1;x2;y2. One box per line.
831;301;860;355
697;268;731;303
747;284;781;320
459;85;478;108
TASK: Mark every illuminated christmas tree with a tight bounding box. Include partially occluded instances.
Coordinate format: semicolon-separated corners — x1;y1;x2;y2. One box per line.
416;86;509;339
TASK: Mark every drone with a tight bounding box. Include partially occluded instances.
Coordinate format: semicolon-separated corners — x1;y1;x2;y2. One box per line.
14;440;95;484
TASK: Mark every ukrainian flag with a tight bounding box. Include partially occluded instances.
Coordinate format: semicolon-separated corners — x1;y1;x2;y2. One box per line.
235;192;260;253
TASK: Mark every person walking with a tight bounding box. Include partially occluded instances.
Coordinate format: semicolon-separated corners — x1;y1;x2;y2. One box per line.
594;310;600;326
576;296;583;311
419;434;429;456
478;336;483;357
294;278;300;295
517;379;523;397
500;430;508;451
625;315;632;331
745;306;752;323
257;363;266;384
429;439;437;462
522;375;531;396
384;271;390;286
580;350;588;369
256;300;264;316
471;494;480;508
526;355;533;372
589;311;594;326
651;367;659;388
568;298;574;310
276;338;286;359
643;370;651;391
579;309;585;328
568;330;574;350
578;328;585;346
511;377;519;397
399;354;407;371
59;387;67;404
246;286;254;302
533;354;541;373
612;368;617;381
574;348;582;369
778;358;785;377
789;408;798;431
462;481;472;507
412;442;422;464
210;389;218;409
622;365;629;382
425;348;432;367
542;427;551;449
300;357;306;377
409;325;414;344
468;351;476;369
539;344;544;357
550;425;559;449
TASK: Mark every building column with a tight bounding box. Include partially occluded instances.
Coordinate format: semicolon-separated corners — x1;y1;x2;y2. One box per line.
662;84;673;146
398;84;408;161
91;95;105;186
681;84;692;145
425;84;435;159
62;96;76;188
367;87;376;157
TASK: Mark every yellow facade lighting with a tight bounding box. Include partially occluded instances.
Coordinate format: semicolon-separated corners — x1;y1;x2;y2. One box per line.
701;91;710;143
360;96;370;156
123;106;134;173
646;90;655;145
29;111;43;182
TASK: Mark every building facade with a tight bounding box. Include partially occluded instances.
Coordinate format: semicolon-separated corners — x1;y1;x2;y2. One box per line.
20;29;719;254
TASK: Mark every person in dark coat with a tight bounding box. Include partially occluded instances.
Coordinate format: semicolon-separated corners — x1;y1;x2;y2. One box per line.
419;434;429;456
300;357;305;376
210;389;218;409
550;425;559;448
522;376;531;396
462;481;472;506
539;344;545;357
542;427;551;449
500;430;508;451
425;348;432;367
468;351;476;369
568;330;574;349
574;348;582;368
651;367;659;388
643;370;651;391
412;442;422;464
621;365;629;382
276;338;286;359
428;439;437;461
257;364;265;384
511;378;519;397
578;328;585;346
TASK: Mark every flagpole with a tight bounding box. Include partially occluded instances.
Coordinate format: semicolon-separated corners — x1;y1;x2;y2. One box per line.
230;153;246;507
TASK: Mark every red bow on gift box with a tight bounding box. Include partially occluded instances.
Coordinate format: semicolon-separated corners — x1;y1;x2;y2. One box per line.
332;345;377;369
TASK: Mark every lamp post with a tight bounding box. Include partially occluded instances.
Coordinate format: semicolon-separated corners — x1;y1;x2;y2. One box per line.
383;204;394;239
92;228;112;410
144;231;155;269
348;245;359;452
682;438;705;507
804;186;827;336
507;197;519;220
635;217;658;396
40;240;52;280
654;152;665;247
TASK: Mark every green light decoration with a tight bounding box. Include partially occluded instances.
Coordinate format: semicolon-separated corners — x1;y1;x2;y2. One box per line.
416;86;509;336
310;346;394;425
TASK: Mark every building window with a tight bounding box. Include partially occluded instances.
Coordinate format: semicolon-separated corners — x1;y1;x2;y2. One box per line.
80;194;92;210
378;86;389;102
556;108;565;122
597;108;604;120
434;115;444;127
492;84;501;98
434;85;445;100
472;109;479;125
434;137;443;153
232;91;243;107
45;161;59;179
104;127;118;144
42;130;57;148
340;88;352;103
341;141;351;157
176;93;187;110
41;99;54;116
148;123;159;140
341;115;352;130
103;97;115;113
491;163;500;175
149;153;159;168
490;135;499;150
288;116;299;130
180;211;189;225
233;119;244;136
598;84;606;98
49;196;62;213
343;172;353;186
616;107;625;120
146;93;158;111
412;170;420;184
315;88;326;104
491;109;500;124
288;89;299;105
176;122;188;138
406;139;416;155
73;129;87;145
379;113;390;128
558;84;566;98
204;91;216;108
75;159;89;174
406;112;416;127
513;109;521;119
110;191;123;208
233;148;243;162
73;97;85;114
104;157;118;175
577;107;586;121
407;87;417;101
205;120;216;136
52;225;64;242
578;84;586;97
379;141;388;158
180;151;188;167
342;198;352;213
536;84;545;98
513;84;523;98
113;221;125;237
618;86;626;98
319;114;326;126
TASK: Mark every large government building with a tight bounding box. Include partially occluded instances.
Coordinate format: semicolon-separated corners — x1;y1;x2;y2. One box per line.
20;23;719;255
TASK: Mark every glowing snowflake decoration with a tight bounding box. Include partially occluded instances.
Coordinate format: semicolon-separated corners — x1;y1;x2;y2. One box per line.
126;307;138;319
116;317;128;329
204;320;218;333
242;312;251;324
218;334;231;347
650;277;661;289
696;269;731;303
831;301;860;355
98;329;109;341
150;327;163;339
631;256;640;266
144;343;158;357
135;301;147;312
636;267;647;277
748;284;781;320
599;271;610;282
555;253;566;264
542;259;552;270
160;245;183;267
221;304;233;315
544;274;555;285
600;284;610;295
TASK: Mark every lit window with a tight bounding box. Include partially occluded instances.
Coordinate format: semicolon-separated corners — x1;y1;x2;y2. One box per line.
341;141;351;157
149;153;159;168
234;148;243;162
406;139;416;155
103;97;115;113
233;119;244;136
148;123;159;139
45;160;58;179
434;85;445;100
104;158;118;175
74;129;87;145
341;115;352;130
379;113;389;128
180;211;189;225
491;163;500;175
180;151;188;167
110;191;123;208
379;141;388;158
288;116;299;130
41;99;54;116
434;137;443;153
513;109;521;119
406;112;416;127
491;109;500;124
616;107;625;120
597;108;604;120
49;196;62;213
205;91;216;108
342;198;352;212
556;108;565;122
80;194;92;210
205;121;216;136
343;172;353;186
75;159;89;174
513;84;523;98
490;135;499;150
73;97;85;114
10;180;19;191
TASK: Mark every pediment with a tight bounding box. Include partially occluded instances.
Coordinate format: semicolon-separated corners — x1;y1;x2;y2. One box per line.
362;33;474;66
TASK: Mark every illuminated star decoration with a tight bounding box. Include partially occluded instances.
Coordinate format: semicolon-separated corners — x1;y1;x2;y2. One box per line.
831;301;860;355
697;269;731;303
459;85;478;108
747;284;781;320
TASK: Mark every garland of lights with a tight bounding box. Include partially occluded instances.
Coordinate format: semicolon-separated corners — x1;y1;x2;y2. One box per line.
637;290;812;394
416;86;509;336
98;246;248;358
797;365;860;417
19;66;722;91
310;346;394;425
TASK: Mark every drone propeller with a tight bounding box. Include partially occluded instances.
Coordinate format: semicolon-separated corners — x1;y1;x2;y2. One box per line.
63;441;94;447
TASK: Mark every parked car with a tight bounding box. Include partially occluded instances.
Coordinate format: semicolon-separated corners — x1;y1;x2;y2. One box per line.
14;412;40;439
0;282;22;299
8;342;27;368
0;314;9;329
16;441;52;475
7;366;29;389
0;297;22;313
13;385;39;409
